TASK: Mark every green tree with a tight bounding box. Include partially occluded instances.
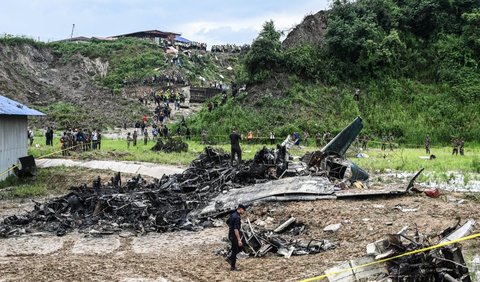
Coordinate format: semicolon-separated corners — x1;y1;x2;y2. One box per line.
244;20;283;83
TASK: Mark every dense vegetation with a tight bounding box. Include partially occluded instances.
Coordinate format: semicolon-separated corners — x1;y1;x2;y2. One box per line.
190;0;480;145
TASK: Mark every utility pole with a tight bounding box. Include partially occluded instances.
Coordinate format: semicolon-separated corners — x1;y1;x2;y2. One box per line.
70;24;75;40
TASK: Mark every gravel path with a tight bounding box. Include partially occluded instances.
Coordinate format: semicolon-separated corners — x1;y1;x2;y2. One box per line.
36;158;185;178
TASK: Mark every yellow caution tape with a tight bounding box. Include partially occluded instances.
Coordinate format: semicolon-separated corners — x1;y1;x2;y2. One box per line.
0;165;18;179
302;232;480;282
0;143;83;179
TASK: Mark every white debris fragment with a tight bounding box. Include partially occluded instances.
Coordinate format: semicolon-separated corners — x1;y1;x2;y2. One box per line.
323;223;342;232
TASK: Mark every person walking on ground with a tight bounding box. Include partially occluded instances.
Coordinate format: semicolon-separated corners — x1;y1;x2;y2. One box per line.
230;129;242;166
269;132;275;145
92;129;98;150
425;134;431;155
76;129;85;152
97;131;102;150
354;136;359;151
316;132;322;148
247;131;253;143
293;132;301;146
45;126;54;146
28;128;34;146
144;128;149;145
459;138;465;155
60;132;68;156
304;132;310;147
389;134;395;151
127;133;132;148
381;135;387;151
354;88;361;101
362;134;369;151
140;122;146;136
186;128;191;141
133;130;138;146
226;204;246;271
452;139;459;155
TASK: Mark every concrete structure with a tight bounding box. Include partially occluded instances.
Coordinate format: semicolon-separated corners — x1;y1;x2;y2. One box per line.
0;95;45;181
111;30;181;45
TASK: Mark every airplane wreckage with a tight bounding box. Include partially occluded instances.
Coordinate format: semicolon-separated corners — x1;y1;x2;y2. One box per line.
1;117;476;278
0;117;425;238
4;117;461;255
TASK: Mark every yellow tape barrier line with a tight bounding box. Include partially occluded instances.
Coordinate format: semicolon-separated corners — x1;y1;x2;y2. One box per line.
0;165;18;179
0;143;83;179
302;232;480;282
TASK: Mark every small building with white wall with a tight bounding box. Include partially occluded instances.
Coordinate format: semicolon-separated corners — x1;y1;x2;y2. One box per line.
0;95;45;181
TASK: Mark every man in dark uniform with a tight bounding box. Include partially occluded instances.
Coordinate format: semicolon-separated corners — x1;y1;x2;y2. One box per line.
425;134;431;155
381;135;387;151
316;132;322;148
362;134;369;151
230;129;242;166
452;139;459;155
227;204;246;271
388;134;395;151
459;138;465;156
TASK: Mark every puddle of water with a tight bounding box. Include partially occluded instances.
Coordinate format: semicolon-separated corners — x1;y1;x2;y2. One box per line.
375;171;480;192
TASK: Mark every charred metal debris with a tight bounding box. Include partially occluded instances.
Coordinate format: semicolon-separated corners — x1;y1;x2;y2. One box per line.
243;216;335;258
0;117;419;238
151;138;188;153
325;219;476;281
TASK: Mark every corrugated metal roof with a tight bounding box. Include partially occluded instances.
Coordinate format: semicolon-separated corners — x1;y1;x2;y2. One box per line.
0;95;45;116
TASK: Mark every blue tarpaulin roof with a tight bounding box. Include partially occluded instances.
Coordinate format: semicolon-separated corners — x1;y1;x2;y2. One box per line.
0;95;45;116
175;36;192;43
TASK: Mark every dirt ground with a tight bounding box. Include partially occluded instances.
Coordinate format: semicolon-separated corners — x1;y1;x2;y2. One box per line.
0;190;479;282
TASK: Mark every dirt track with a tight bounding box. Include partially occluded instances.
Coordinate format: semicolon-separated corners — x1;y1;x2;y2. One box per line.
0;192;479;282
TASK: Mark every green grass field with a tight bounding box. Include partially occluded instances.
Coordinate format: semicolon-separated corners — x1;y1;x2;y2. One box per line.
0;134;476;199
27;135;480;174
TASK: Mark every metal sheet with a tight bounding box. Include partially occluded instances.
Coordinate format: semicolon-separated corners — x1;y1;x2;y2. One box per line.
0;95;45;116
321;117;363;156
199;176;335;216
0;116;28;181
326;257;388;282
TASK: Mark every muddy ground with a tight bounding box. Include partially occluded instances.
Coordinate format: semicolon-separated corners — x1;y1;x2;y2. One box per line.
0;190;479;282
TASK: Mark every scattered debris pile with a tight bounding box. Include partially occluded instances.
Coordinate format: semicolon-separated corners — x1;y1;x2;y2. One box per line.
242;216;335;258
0;174;194;237
151;138;188;153
0;117;420;238
325;219;476;281
0;146;304;237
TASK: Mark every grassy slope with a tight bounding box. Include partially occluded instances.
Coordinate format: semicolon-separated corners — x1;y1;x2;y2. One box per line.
187;76;480;147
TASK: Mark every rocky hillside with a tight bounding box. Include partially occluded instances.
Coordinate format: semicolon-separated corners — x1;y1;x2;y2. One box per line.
0;41;146;129
0;38;240;129
282;10;328;49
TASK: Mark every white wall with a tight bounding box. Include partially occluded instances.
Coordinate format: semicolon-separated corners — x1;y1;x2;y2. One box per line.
0;115;28;181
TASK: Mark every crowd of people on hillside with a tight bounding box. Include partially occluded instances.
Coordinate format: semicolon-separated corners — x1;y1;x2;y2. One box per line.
211;44;250;53
122;72;188;87
153;38;207;52
174;41;207;51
